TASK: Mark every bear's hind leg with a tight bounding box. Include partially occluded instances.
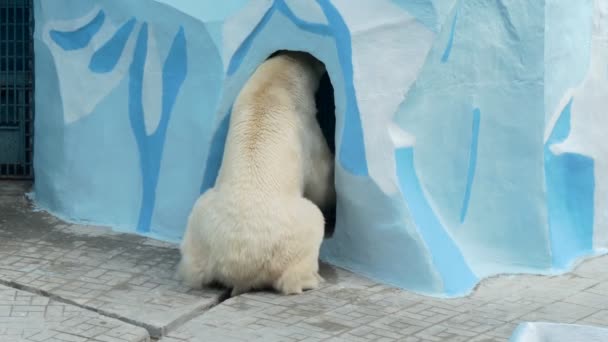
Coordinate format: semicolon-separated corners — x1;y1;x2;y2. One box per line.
273;198;324;295
274;252;322;295
177;190;219;289
176;257;214;290
300;270;323;291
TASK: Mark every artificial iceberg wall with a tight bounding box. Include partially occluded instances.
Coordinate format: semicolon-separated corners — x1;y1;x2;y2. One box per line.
32;0;608;297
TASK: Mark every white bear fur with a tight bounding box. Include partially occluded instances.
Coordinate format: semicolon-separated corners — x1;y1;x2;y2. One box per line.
178;51;336;296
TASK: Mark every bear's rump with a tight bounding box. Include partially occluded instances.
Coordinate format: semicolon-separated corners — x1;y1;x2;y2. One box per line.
208;195;317;286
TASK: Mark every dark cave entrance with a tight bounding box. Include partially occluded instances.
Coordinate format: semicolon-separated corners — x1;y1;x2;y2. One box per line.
315;71;336;155
315;69;337;238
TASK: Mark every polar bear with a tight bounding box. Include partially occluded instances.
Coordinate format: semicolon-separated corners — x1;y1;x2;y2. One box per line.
178;51;336;296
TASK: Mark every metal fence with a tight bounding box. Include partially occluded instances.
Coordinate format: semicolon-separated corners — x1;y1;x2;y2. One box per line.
0;0;33;179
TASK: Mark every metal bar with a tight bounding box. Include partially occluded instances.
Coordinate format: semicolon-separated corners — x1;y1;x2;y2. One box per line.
0;4;5;126
16;1;22;171
26;0;33;177
25;0;33;178
0;0;33;179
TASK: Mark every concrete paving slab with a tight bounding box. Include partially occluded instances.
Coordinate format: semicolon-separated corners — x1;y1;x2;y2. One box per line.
0;182;223;338
0;283;149;342
161;257;608;342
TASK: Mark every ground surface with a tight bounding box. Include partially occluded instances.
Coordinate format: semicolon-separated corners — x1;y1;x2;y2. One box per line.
1;181;607;341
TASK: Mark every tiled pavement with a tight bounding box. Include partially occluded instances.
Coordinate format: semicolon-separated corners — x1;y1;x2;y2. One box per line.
0;284;149;342
0;182;223;339
1;181;608;341
160;257;608;342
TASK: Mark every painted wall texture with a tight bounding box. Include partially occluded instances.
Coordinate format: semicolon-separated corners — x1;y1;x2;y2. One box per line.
32;0;608;297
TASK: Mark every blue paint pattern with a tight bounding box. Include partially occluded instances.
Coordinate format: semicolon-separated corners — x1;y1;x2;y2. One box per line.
395;147;477;295
226;6;276;76
460;108;480;223
316;0;368;176
275;0;329;35
208;0;368;191
89;18;136;73
128;25;188;233
50;10;106;51
51;10;189;233
128;25;150;232
441;11;458;63
200;110;232;193
544;98;594;268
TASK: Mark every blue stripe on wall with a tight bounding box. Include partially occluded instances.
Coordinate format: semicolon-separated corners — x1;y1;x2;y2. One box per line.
51;10;106;51
441;11;458;63
128;24;150;232
128;25;188;233
89;18;136;73
226;6;277;76
159;27;188;141
544;98;594;268
460;108;480;223
200;109;231;193
316;0;368;176
396;147;477;295
275;0;329;35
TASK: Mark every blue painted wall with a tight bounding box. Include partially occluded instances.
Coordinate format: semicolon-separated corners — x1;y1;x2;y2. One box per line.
33;0;607;297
